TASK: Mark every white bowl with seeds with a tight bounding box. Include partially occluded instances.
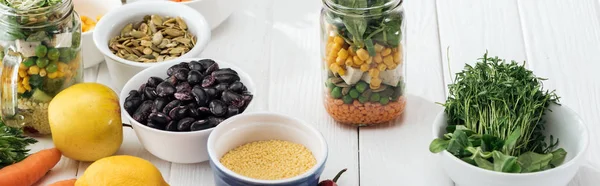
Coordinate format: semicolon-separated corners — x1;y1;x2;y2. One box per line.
93;1;211;92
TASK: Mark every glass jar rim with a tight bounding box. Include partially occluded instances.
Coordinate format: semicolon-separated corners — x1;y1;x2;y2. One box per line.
323;0;403;16
0;0;73;28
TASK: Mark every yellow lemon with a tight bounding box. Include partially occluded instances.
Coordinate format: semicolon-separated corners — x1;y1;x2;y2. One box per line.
76;155;169;186
48;83;122;161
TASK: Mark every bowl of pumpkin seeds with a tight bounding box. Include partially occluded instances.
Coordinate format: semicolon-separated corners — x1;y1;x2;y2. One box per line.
93;0;211;91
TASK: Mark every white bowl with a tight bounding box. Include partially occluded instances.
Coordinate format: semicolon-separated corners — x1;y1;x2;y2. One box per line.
120;58;256;164
127;0;237;29
73;0;122;68
432;104;589;186
94;1;211;92
207;113;328;186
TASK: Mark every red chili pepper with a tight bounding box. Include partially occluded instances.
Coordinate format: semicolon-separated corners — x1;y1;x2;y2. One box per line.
318;168;347;186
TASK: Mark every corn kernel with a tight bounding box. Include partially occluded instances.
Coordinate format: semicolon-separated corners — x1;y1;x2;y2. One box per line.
370;83;380;90
57;71;65;78
353;58;364;66
345;58;354;66
369;69;380;77
378;63;387;71
393;51;402;64
374;44;384;52
381;48;392;56
356;49;369;61
19;63;28;70
40;69;47;77
327;36;334;43
331;43;342;52
24;84;31;91
326;43;333;52
17;86;26;93
338;68;346;76
28;66;39;75
374;54;383;63
329;63;339;72
58;62;68;71
348;47;356;56
366;57;373;64
48;72;58;79
337;49;349;60
96;15;103;21
371;77;382;87
383;55;394;66
360;64;369;72
335;56;346;65
22;76;29;86
334;36;345;45
18;70;27;77
388;63;398;70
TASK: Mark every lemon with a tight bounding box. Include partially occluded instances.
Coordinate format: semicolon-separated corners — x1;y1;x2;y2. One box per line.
48;83;123;161
76;155;169;186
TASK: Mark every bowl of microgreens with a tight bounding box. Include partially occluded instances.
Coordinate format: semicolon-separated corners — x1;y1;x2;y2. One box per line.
430;52;589;186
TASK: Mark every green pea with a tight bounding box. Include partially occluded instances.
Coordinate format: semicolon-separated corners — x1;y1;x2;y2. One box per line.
36;57;49;68
46;62;58;73
370;93;380;102
356;81;367;93
358;96;368;103
326;80;335;90
47;48;60;61
23;57;36;67
380;97;390;105
35;45;47;58
331;87;342;99
349;88;359;99
343;95;353;104
59;48;71;62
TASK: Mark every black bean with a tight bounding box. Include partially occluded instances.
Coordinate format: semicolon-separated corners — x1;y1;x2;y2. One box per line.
165;120;178;131
228;81;246;93
174;91;194;101
198;59;216;70
156;81;176;97
222;91;245;108
144;87;157;100
177;117;195;131
191;86;209;107
240;93;254;112
190;119;212;131
124;97;143;115
226;105;240;118
209;100;227;117
128;90;140;97
174;68;189;81
138;83;146;93
169;106;189;120
132;100;153;123
151;98;169;113
188;70;203;85
202;87;218;99
179;62;190;68
147;77;164;87
167;64;184;76
208;116;225;126
201;75;216;87
176;82;191;92
165;75;178;85
186;102;198;109
205;63;219;75
215;83;229;95
146;121;164;130
215;74;240;84
189;107;201;118
211;68;238;77
197;107;211;115
189;61;204;71
148;112;171;125
162;100;181;113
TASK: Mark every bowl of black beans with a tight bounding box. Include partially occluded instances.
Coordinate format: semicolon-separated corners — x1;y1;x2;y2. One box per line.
119;58;255;164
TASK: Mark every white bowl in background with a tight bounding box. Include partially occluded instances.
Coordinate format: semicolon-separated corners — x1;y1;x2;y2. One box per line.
432;104;589;186
120;58;256;164
93;1;211;92
73;0;122;68
127;0;237;30
207;113;328;186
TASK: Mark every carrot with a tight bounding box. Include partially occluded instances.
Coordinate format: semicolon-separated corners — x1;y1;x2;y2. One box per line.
0;148;62;186
49;179;76;186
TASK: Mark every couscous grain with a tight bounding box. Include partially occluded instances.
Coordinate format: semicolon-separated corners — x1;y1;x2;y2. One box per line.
219;140;316;180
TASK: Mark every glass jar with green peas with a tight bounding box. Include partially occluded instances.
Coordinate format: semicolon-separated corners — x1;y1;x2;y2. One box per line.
0;0;83;135
321;0;407;126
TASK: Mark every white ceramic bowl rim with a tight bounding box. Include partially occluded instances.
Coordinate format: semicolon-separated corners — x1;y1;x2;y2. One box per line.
120;58;256;136
92;1;211;68
207;112;329;184
433;104;590;177
77;0;123;36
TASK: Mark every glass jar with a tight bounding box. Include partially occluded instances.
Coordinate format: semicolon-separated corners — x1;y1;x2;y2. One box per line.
321;0;406;126
0;0;83;135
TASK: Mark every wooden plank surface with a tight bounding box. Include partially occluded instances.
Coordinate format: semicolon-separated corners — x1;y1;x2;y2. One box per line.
358;0;451;185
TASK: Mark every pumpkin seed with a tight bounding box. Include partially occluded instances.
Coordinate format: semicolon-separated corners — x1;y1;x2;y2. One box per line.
176;17;187;30
151;15;163;26
342;87;351;95
329;77;344;84
335;82;350;88
371;86;387;93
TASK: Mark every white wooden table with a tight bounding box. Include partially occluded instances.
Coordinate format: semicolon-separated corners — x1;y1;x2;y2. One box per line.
29;0;600;185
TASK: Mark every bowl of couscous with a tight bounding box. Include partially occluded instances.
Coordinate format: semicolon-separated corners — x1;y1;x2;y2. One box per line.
207;113;328;186
73;0;122;68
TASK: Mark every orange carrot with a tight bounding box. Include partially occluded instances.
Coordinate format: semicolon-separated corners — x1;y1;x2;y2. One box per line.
49;179;76;186
0;148;62;186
